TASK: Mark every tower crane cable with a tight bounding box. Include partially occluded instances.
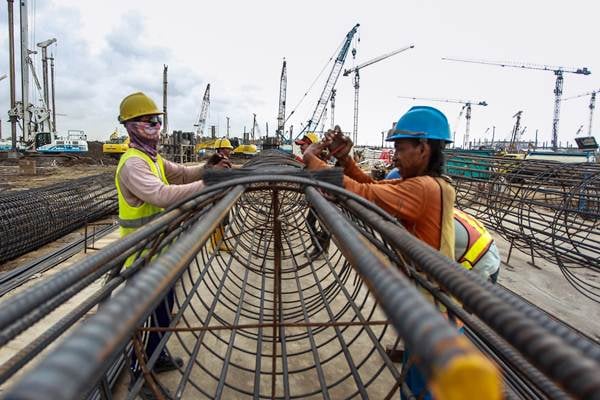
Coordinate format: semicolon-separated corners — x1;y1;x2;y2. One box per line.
298;23;360;139
285;40;344;125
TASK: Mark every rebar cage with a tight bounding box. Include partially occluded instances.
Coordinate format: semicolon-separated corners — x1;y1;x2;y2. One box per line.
1;151;600;400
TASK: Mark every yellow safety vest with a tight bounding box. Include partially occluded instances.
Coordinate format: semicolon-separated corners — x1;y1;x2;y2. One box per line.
115;148;169;266
454;209;493;270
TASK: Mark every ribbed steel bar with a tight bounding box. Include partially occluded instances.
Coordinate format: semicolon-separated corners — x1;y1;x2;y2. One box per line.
2;152;600;399
342;197;600;399
4;186;244;400
0;173;118;264
446;151;600;302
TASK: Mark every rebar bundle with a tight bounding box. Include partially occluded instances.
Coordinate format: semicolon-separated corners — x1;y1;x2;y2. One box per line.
1;151;599;399
0;173;117;264
446;151;600;302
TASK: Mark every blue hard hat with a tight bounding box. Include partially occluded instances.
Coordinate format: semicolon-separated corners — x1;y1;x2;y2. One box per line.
386;106;452;143
386;167;401;179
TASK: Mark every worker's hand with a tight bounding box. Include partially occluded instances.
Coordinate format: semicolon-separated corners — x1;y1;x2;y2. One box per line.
205;153;232;169
324;126;353;164
214;157;232;169
303;142;328;164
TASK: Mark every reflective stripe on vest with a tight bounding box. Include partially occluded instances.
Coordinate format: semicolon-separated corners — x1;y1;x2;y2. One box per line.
454;209;493;269
115;148;169;237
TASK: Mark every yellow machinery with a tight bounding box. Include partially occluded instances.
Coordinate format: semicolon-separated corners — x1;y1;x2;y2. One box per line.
232;144;258;157
103;130;129;157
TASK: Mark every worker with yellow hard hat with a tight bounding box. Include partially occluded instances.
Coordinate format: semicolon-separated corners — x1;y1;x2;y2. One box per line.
294;132;319;162
215;137;234;158
116;92;230;400
208;137;235;252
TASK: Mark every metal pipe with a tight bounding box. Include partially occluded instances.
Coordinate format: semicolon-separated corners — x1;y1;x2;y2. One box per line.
50;55;56;131
19;0;30;142
7;0;17;152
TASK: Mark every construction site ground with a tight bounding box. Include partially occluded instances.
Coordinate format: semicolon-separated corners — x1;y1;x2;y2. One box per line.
0;158;598;397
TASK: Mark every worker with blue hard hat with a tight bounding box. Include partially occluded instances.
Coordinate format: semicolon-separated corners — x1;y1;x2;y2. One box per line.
307;106;456;259
304;106;466;400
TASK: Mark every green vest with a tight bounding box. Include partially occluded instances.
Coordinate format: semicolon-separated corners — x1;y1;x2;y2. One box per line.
115;148;169;266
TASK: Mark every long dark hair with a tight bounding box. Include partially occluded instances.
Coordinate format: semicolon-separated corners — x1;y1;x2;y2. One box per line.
426;139;446;177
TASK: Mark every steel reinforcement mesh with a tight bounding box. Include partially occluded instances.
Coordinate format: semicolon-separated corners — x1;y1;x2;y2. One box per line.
0;173;117;264
446;152;600;302
2;151;600;400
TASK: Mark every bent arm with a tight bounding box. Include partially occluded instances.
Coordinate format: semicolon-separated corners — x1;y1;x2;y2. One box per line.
119;157;205;209
162;158;204;184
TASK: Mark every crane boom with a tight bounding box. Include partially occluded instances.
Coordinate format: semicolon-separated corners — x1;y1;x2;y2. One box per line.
563;89;600;101
564;89;600;137
442;57;590;75
397;96;487;106
276;59;287;142
194;84;210;140
301;23;360;138
343;44;414;76
442;57;591;151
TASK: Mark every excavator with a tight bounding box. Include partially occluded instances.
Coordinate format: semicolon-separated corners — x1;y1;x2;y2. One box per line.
102;129;129;158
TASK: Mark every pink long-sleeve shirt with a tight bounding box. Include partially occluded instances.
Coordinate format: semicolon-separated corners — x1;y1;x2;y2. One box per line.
117;156;205;208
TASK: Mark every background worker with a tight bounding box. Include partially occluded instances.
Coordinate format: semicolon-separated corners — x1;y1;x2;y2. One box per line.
295;132;331;258
303;107;456;400
116;92;230;399
210;137;235;251
386;168;501;283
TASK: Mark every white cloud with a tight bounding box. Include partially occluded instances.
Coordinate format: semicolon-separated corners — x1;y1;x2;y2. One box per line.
0;0;598;147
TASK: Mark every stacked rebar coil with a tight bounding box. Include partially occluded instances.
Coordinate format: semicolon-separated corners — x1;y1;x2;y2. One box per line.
1;151;599;399
0;173;117;264
446;151;600;302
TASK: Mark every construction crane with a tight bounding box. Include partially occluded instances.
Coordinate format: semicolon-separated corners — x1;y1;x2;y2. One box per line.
442;57;591;151
329;89;336;129
276;59;287;142
563;88;600;138
397;96;488;148
509;111;524;152
300;23;360;139
194;84;210;140
343;44;414;145
36;38;56;113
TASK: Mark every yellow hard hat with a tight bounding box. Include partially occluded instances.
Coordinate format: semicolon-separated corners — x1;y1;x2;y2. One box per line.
216;138;234;149
118;92;163;123
295;132;319;145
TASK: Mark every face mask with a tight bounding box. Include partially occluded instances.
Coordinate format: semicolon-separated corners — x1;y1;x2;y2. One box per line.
125;121;162;159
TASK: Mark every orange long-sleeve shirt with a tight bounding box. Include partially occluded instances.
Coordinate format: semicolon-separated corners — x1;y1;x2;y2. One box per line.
305;154;455;251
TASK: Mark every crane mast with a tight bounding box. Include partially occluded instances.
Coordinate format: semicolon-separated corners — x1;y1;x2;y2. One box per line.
343;45;414;144
195;84;210;140
509;111;523;151
564;89;600;137
276;59;287;142
443;57;591;151
397;96;487;148
330;89;336;129
301;23;360;138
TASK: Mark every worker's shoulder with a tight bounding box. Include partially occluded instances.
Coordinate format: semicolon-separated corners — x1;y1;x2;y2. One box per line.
118;154;153;177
